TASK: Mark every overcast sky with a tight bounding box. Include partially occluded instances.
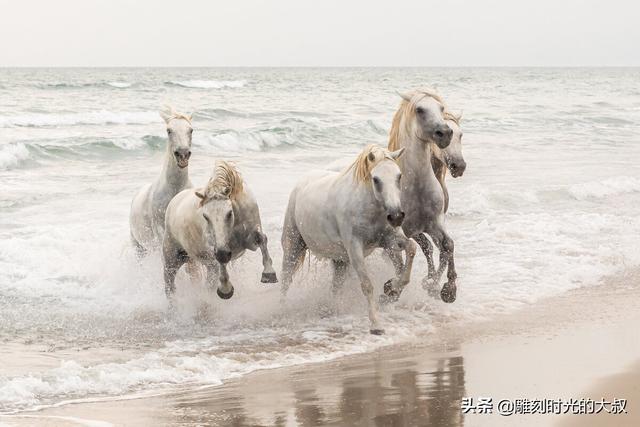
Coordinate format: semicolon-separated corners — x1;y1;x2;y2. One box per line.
1;0;638;67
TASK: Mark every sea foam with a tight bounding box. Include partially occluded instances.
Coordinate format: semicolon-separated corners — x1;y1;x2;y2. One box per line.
165;80;246;89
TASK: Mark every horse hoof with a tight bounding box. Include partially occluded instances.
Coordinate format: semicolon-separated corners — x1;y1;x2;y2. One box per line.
261;272;278;283
370;328;385;335
217;286;234;300
383;279;401;301
440;285;456;303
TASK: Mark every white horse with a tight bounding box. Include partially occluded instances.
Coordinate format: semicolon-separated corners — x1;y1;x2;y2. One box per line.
384;89;459;303
280;145;415;335
130;106;193;254
163;161;277;299
415;111;466;282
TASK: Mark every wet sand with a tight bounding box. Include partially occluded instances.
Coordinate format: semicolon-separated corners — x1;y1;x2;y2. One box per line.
4;269;639;427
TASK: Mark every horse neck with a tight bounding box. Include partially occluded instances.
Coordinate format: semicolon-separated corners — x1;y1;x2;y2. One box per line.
160;147;189;188
398;135;437;184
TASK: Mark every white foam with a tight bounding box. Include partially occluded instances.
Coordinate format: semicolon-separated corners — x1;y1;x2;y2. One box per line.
0;143;30;170
568;176;640;200
0;318;402;413
167;80;246;89
111;137;147;150
200;131;284;152
107;82;132;88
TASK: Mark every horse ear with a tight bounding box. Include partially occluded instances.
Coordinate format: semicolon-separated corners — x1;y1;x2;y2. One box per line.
187;113;193;122
390;147;405;160
396;91;412;102
195;191;205;200
160;106;173;124
367;152;376;162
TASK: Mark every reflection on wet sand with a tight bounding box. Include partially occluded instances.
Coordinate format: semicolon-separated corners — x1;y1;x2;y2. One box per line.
166;350;466;426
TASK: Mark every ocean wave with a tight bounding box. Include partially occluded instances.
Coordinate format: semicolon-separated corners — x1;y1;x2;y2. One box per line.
165;80;246;89
36;81;135;90
0;143;31;170
568;176;640;200
0;319;403;413
106;82;132;89
0;136;165;169
0;111;158;128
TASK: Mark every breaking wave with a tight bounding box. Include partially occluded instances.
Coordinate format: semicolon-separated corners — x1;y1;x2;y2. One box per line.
0;143;31;170
165;80;247;89
568;176;640;200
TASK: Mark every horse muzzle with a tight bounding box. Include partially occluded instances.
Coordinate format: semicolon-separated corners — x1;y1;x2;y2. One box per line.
386;211;405;227
174;150;191;169
448;160;466;177
215;248;232;264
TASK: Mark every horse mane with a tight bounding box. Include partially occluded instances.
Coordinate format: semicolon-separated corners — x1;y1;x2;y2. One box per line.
346;144;394;184
388;88;458;151
160;105;192;124
203;160;244;201
444;110;462;126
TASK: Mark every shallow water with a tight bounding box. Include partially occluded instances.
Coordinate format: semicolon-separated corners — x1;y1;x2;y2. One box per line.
1;68;639;413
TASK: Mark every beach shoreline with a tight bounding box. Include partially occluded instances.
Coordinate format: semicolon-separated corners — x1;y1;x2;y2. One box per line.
4;268;639;426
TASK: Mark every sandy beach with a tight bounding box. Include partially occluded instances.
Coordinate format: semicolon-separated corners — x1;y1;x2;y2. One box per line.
3;268;637;427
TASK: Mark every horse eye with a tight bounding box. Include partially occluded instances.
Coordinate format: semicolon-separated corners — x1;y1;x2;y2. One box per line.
167;128;173;135
416;107;424;115
189;128;193;134
372;177;381;188
202;213;210;222
440;105;445;112
226;211;233;221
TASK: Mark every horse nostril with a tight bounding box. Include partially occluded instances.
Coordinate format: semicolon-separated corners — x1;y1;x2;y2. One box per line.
435;130;444;138
187;151;191;158
450;163;458;171
387;212;404;227
216;249;232;263
174;150;179;157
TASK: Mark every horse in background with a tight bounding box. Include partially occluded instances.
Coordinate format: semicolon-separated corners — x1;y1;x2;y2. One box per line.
385;89;460;303
415;109;466;285
130;106;193;255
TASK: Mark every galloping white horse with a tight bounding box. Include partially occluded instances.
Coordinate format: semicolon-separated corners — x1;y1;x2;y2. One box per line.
163;161;277;299
383;89;459;303
281;145;414;335
130;106;193;254
415;111;466;283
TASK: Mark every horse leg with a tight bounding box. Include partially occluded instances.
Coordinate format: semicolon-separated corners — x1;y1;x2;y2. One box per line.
427;225;457;303
281;216;307;297
212;262;234;300
131;234;146;260
331;259;349;295
162;243;187;299
254;232;277;283
384;247;404;277
185;261;204;283
382;239;417;302
346;241;383;335
414;233;436;281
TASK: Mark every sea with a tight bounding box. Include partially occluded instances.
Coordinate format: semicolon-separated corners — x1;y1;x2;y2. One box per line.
1;67;639;414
